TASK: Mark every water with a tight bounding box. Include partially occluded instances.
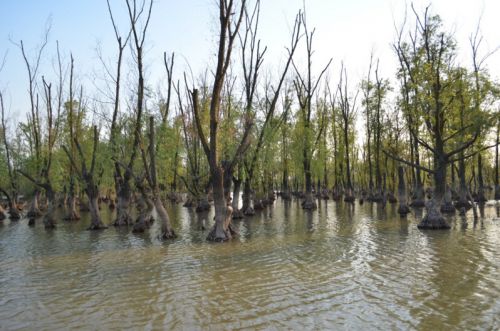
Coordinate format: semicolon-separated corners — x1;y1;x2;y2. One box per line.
1;199;499;330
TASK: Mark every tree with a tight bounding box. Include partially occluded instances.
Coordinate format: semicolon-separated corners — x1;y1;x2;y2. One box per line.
337;63;358;202
292;11;332;209
390;7;488;229
64;126;106;230
191;0;247;242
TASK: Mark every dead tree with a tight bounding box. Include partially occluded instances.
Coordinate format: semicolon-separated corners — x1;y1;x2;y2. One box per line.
292;12;332;210
242;10;300;215
104;0;133;222
63;54;81;221
337;63;358;202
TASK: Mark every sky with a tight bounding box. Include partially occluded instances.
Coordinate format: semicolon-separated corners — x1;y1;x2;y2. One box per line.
0;0;499;124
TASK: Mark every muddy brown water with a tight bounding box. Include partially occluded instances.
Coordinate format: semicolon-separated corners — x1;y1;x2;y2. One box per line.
0;199;499;330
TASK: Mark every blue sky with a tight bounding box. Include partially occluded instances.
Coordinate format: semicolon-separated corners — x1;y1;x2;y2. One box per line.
1;0;499;124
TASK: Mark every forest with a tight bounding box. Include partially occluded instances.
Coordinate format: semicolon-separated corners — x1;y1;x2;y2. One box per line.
1;0;499;243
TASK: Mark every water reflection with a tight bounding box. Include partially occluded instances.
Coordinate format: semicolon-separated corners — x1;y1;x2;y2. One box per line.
0;199;499;330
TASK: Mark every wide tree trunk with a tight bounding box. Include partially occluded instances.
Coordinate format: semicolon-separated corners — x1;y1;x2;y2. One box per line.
113;174;133;226
440;185;455;214
207;168;237;242
10;204;21;220
27;190;42;218
43;189;56;229
455;156;471;209
418;160;450;229
302;163;317;210
64;179;80;221
132;190;154;233
87;193;106;230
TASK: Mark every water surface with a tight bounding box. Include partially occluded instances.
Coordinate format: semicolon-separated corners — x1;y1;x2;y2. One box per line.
1;199;499;330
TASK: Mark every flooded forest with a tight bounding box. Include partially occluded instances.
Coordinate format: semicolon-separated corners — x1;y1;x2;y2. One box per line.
1;0;499;329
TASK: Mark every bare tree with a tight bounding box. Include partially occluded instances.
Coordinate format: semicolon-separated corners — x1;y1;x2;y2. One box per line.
292;11;332;209
337;63;358;202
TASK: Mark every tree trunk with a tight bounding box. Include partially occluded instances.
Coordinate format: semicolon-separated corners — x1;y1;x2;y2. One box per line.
302;165;317;209
495;122;500;200
397;166;410;216
207;168;237;241
476;154;487;203
64;178;80;220
113;171;133;226
10;203;21;220
232;177;243;219
409;140;425;207
87;194;106;230
455;156;471;209
242;178;255;216
196;194;211;212
418;159;450;229
154;197;176;239
132;188;154;233
440;185;455;214
27;190;42;218
43;189;56;229
0;204;6;221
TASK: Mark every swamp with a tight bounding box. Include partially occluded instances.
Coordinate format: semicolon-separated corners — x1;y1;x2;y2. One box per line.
1;0;500;329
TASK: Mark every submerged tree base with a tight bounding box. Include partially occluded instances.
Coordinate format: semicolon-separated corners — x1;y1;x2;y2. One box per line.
206;224;238;242
232;209;244;219
398;205;410;216
27;209;42;218
302;199;317;210
113;214;133;227
87;222;108;231
440;202;456;214
243;206;255;216
417;216;451;229
9;208;21;220
160;230;177;240
43;218;56;229
196;198;211;213
343;195;355;203
410;199;426;208
387;192;397;203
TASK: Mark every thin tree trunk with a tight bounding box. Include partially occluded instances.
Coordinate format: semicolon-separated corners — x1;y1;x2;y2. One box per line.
397;166;410;216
